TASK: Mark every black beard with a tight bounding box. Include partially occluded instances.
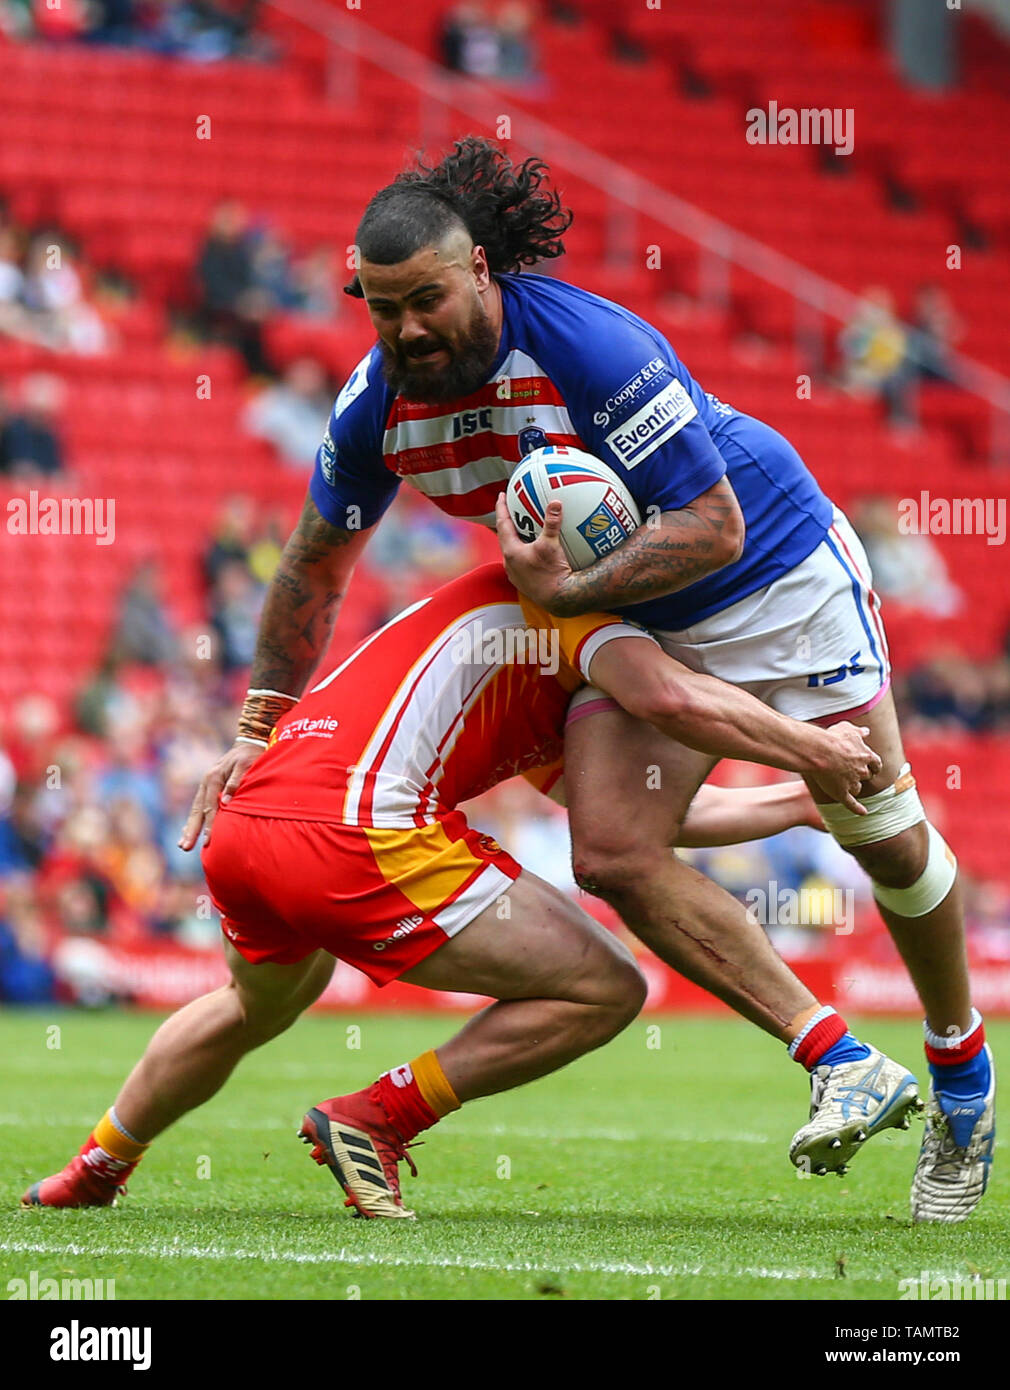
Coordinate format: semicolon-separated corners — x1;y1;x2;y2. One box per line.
379;307;500;404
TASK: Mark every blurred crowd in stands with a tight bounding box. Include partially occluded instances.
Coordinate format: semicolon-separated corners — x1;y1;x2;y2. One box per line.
439;0;540;85
0;221;111;356
0;0;269;61
0;372;66;478
194;200;340;378
0;482;494;1002
838;283;963;428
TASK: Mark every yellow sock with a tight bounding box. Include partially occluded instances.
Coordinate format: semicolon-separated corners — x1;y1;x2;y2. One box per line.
93;1110;148;1164
410;1050;460;1118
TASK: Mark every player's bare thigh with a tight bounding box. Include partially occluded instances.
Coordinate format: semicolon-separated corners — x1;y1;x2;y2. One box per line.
223;939;336;1030
562;697;718;878
400;869;645;1005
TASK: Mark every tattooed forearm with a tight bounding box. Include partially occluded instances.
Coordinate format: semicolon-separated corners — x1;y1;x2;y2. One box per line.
551;478;745;618
246;497;370;693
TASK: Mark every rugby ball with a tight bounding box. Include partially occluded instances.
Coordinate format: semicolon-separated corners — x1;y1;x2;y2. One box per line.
506;446;641;570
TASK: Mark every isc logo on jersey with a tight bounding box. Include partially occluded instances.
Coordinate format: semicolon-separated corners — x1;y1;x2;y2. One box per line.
506;446;641;569
604;378;697;469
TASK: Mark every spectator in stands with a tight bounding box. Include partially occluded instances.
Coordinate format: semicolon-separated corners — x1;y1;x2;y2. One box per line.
440;1;501;75
84;0;136;44
963;876;1010;957
0;373;66;479
20;235;109;354
99;797;164;921
242;357;331;468
5;692;61;785
0;749;28;875
838;286;914;427
114;560;179;667
250;226;304;313
203;494;256;587
246;508;286;585
0;875;55;1004
904;652;1000;733
75;655;135;740
496;1;538;83
93;723;164;830
209;558;265;671
909;283;964;385
0;227;25;323
195;201;270;375
0;0;33;37
439;0;540;82
294;245;339;320
851;496;962;617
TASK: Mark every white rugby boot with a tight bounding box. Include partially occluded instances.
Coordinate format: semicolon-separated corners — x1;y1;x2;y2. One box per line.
911;1045;995;1224
790;1046;922;1176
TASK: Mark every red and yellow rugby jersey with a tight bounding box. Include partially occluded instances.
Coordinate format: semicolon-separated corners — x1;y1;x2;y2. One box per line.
227;563;649;827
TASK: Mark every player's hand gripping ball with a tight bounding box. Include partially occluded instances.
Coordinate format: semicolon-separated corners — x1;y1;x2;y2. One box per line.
505;446;641;570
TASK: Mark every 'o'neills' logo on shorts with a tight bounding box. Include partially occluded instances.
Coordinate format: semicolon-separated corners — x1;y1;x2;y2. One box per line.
373;914;424;951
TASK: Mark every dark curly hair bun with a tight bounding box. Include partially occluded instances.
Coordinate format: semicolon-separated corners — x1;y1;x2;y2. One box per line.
344;135;572;296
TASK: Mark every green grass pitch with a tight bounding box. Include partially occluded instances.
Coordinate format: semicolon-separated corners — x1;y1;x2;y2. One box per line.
0;1009;1006;1301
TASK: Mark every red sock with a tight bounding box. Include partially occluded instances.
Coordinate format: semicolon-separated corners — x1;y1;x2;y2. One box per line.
372;1065;440;1145
924;1011;986;1068
789;1007;848;1070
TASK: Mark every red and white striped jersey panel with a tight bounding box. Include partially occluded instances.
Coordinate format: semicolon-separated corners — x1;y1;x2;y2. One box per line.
342;600;523;827
229;566;648;829
382;350;584;525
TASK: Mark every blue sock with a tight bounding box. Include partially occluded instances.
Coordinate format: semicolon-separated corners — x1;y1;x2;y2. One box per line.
817;1032;871;1069
929;1048;990;1100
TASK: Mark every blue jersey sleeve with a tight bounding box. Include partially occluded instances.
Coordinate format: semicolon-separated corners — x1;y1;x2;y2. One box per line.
533;289;727;514
308;349;400;530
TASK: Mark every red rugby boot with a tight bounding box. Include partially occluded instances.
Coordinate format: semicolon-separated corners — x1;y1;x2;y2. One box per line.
299;1085;418;1220
22;1136;137;1208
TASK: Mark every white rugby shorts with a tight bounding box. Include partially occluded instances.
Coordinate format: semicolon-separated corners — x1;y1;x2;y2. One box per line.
571;506;891;727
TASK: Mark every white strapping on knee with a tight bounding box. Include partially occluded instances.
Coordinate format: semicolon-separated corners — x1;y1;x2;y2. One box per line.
817;762;923;847
872;822;957;918
818;763;957;918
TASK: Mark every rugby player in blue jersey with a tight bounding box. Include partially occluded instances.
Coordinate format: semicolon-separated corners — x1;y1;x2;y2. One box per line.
183;138;992;1222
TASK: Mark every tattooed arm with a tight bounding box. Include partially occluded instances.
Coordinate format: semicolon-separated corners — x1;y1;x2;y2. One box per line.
248;494;373;696
179;496;372;849
495;477;745;618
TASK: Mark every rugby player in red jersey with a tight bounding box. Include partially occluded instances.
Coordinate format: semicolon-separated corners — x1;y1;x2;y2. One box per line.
23;561;894;1218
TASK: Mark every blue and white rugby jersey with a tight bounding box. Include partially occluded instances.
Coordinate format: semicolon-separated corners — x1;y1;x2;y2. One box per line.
310;271;834;629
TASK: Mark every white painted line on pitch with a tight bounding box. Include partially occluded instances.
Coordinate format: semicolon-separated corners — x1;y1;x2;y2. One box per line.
0;1236;890;1283
0;1114;773;1144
